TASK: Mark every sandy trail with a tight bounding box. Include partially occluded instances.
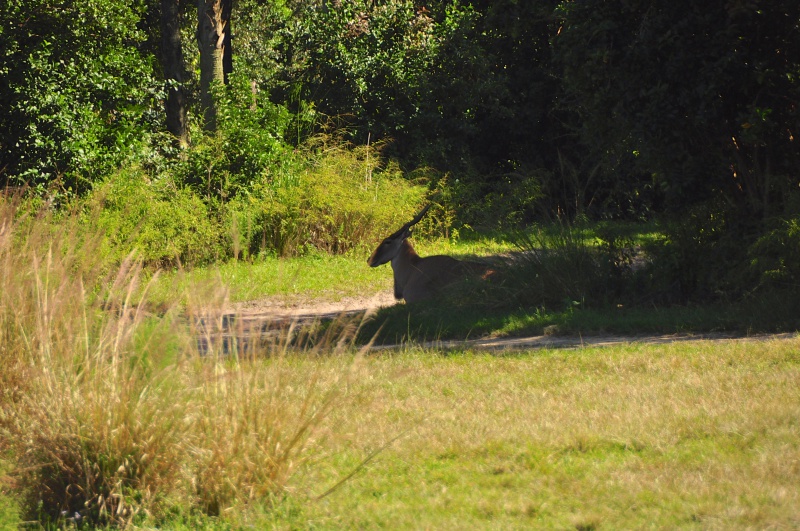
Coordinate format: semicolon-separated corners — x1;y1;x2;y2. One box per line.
230;292;397;321
221;293;797;352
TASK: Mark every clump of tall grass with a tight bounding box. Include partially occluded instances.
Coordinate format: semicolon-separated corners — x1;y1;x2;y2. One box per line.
0;195;176;524
190;358;346;516
510;225;622;307
0;193;364;527
422;223;634;315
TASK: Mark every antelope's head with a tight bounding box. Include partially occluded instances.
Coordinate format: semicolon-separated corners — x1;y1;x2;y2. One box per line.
367;205;431;267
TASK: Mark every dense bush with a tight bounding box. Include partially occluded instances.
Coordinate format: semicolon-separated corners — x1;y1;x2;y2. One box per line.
170;74;295;203
554;0;800;218
226;138;426;258
88;169;222;267
83;139;426;266
0;0;160;194
748;217;800;293
251;0;559;224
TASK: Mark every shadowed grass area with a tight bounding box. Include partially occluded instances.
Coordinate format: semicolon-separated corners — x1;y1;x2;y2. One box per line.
359;294;800;345
356;221;800;344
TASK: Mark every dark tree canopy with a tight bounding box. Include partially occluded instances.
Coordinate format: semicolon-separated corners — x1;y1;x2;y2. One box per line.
0;0;798;296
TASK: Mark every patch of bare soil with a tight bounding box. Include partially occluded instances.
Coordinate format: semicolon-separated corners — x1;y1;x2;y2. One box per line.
230;291;397;322
225;294;797;352
403;332;798;352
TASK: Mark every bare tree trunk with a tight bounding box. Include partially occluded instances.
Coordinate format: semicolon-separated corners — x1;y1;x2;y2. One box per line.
197;0;232;131
161;0;189;147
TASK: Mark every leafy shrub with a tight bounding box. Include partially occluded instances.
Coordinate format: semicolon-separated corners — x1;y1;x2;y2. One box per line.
172;75;295;204
87;168;222;267
510;226;609;307
0;0;159;194
226;139;427;257
642;201;760;303
438;168;545;230
748;217;800;292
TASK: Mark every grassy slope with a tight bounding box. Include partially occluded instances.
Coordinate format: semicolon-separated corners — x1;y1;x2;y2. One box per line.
259;337;800;529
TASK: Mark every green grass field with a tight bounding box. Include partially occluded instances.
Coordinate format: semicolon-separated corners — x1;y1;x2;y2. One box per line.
2;204;798;529
247;338;800;530
4;337;798;529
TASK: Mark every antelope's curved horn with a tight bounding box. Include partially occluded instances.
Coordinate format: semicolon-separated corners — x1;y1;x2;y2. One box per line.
408;204;431;227
391;204;431;238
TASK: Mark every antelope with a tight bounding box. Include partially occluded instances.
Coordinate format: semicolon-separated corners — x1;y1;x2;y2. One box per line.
367;205;490;303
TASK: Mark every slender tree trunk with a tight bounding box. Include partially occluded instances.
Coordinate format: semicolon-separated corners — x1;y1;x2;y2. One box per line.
161;0;189;147
197;0;232;131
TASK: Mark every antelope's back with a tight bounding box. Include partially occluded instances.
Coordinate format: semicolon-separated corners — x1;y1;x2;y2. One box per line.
403;255;491;302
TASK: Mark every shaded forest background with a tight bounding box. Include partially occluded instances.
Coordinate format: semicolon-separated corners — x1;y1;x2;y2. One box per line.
1;0;799;302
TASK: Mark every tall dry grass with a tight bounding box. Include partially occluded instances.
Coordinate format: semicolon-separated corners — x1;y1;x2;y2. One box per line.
0;194;363;527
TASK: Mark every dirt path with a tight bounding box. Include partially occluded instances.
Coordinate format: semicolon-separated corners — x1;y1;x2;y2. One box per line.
399;331;798;352
225;294;797;352
231;292;397;321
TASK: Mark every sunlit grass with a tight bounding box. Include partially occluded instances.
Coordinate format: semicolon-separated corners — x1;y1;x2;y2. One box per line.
0;196;366;528
255;337;800;529
148;253;392;306
1;195;797;529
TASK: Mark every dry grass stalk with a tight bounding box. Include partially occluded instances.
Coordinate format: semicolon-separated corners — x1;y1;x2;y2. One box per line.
0;194;364;527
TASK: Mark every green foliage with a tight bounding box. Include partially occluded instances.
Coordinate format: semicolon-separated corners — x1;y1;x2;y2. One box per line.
253;1;558;226
550;1;800;300
748;217;800;291
640;201;758;303
152;75;429;261
0;487;18;529
508;227;621;309
0;0;160;193
226;138;427;257
174;75;295;203
411;1;561;175
85;131;425;266
88;168;222;267
270;1;440;144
